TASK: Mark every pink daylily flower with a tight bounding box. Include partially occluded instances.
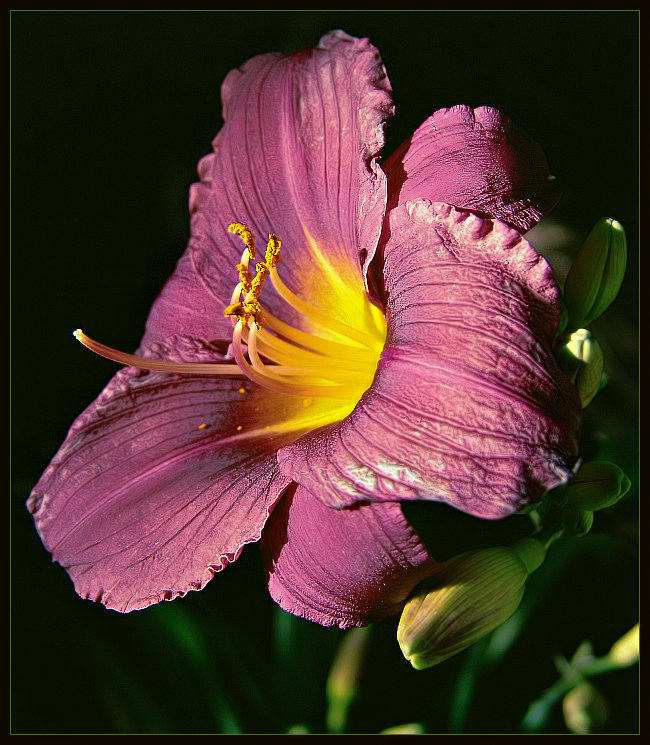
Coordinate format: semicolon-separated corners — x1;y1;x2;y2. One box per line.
28;30;581;629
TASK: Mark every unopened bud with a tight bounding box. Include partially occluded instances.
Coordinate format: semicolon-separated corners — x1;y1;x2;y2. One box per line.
397;539;545;669
566;461;631;512
562;682;608;734
564;218;627;329
556;329;604;407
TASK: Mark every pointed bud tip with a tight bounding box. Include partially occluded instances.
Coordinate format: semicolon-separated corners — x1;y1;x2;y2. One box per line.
556;329;604;407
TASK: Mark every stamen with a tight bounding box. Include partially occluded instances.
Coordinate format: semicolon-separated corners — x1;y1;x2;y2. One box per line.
243;324;371;373
261;311;374;363
73;223;385;409
264;233;282;269
246;324;369;387
221;223;386;400
237;264;252;295
228;222;257;261
267;266;376;348
249;261;269;300
230;321;355;399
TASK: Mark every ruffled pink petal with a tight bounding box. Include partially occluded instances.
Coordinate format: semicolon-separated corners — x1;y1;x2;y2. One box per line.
261;485;436;629
278;202;581;518
141;30;393;348
383;106;560;232
28;337;293;612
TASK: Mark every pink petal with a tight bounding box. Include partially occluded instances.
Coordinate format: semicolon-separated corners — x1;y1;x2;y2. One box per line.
141;30;393;348
279;202;581;518
261;486;436;629
28;337;294;612
383;106;560;232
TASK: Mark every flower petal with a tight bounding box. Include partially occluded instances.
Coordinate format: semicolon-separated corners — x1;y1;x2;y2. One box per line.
141;30;393;348
383;106;560;232
279;202;581;518
28;337;295;612
261;485;436;629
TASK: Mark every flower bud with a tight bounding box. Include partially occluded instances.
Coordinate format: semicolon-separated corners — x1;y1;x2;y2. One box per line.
564;217;627;329
556;329;604;407
607;623;639;667
566;461;631;512
397;539;545;669
562;682;608;734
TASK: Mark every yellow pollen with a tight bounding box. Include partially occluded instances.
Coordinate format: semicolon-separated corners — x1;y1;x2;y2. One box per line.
197;423;208;430
236;262;253;294
238;387;246;394
228;222;257;260
236;425;243;431
250;262;269;298
265;234;282;268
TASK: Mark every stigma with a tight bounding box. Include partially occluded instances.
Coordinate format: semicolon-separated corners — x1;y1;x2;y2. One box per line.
74;223;386;403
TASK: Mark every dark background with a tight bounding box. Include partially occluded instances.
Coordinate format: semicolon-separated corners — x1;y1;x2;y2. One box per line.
11;10;638;734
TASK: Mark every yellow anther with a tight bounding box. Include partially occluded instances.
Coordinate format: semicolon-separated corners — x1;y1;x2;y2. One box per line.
265;234;282;269
228;222;257;260
236;262;253;295
226;225;278;331
224;302;245;319
243;299;264;322
250;262;269;298
224;298;264;327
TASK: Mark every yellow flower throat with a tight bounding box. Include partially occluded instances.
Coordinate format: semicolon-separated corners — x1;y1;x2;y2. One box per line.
75;223;386;404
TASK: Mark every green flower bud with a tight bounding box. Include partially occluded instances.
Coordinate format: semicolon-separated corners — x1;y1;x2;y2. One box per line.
566;461;631;512
564;217;627;330
562;682;608;734
556;329;604;407
397;539;545;670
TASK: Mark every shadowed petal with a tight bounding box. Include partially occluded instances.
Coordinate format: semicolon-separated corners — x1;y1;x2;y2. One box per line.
28;337;299;612
141;30;393;348
261;486;436;629
383;106;560;232
279;202;581;518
